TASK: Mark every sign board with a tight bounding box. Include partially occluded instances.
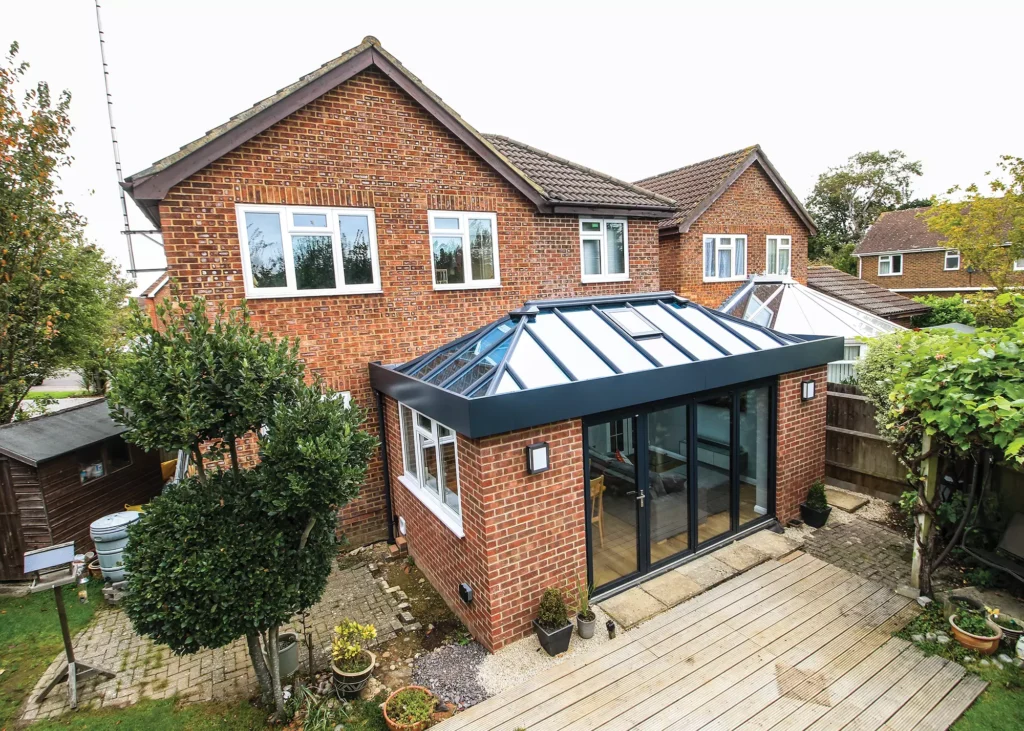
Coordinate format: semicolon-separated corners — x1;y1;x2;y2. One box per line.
24;541;75;574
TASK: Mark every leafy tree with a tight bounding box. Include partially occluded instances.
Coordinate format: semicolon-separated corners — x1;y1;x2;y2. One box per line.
805;150;924;272
0;42;129;422
110;296;377;718
910;292;1024;329
921;156;1024;293
910;295;976;328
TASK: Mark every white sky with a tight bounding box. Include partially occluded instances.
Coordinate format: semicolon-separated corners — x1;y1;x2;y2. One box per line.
6;0;1021;294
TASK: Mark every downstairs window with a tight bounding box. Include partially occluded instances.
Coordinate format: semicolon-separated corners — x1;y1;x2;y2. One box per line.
398;404;462;532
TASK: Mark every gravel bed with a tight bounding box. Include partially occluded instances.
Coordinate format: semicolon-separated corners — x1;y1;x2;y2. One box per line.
826;483;897;525
412;641;489;708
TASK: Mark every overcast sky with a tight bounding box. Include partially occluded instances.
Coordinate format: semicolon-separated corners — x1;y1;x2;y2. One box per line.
6;1;1021;293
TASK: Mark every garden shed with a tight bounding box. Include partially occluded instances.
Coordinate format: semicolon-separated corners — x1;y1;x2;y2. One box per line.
370;291;843;650
0;400;164;581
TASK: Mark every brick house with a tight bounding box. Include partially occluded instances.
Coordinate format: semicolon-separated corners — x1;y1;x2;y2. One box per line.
635;146;818;308
854;206;1024;295
123;37;840;651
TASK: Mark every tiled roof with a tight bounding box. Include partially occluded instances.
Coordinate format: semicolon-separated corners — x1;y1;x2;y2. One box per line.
483;135;676;210
854;207;945;255
807;265;931;319
635;147;758;229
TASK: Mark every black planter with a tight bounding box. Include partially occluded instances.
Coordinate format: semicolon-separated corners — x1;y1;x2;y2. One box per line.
533;619;573;656
800;503;831;528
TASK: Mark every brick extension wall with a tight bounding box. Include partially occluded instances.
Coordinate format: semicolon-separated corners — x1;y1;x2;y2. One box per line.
156;66;660;545
775;366;828;524
659;163;810;308
858;250;1024;293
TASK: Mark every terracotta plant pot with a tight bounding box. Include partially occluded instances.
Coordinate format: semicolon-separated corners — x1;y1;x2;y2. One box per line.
382;685;436;731
332;650;376;698
88;560;103;580
949;615;1002;655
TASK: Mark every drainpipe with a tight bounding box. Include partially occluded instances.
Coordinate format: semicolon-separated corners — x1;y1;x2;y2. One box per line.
375;388;396;544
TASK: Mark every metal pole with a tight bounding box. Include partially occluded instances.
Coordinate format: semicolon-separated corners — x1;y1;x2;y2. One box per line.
94;0;136;278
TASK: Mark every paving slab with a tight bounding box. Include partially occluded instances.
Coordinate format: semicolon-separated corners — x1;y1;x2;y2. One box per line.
675;554;736;589
599;586;666;629
714;541;769;572
826;487;869;512
739;529;801;558
639;570;704;607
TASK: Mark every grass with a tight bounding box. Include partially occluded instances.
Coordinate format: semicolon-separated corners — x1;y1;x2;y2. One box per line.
0;581;101;729
28;698;267;730
23;391;93;400
895;603;1024;729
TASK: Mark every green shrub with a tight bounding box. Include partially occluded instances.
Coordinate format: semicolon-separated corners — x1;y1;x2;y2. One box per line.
537;588;569;631
953;610;997;637
806;481;828;511
386;688;435;724
992;613;1023;631
910;295;975;328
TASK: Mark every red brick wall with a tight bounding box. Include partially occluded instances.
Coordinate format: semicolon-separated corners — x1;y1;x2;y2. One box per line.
157;67;660;545
858;250;1021;292
775;367;828;524
660;163;810;307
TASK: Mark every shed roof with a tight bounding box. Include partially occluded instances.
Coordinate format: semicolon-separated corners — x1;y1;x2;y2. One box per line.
807;265;931;319
0;399;126;467
370;292;842;438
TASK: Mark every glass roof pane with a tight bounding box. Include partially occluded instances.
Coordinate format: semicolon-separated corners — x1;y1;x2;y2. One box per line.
607;308;660;337
406;343;463;376
632;304;725;361
729;319;782;350
445;338;511;393
425;322;513;384
527;313;615;381
673;305;754;355
495;372;519;394
639;336;690;366
508;331;572;389
561;309;654;373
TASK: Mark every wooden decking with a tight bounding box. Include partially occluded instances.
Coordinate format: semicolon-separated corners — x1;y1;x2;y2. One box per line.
439;553;985;731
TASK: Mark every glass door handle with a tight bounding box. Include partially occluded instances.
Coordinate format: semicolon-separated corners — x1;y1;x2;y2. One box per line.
626;491;645;507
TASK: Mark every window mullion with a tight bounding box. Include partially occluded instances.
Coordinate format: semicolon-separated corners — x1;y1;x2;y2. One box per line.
461;214;473;282
599;223;608;275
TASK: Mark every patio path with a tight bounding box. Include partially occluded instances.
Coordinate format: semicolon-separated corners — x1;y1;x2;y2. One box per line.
437;552;985;731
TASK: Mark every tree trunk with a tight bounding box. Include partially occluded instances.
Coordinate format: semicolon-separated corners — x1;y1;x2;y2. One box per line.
911;433;939;595
268;625;284;719
192;441;206;483
228;438;240;476
245;631;272;704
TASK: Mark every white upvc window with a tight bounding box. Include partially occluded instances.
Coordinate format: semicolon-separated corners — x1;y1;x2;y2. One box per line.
703;234;747;281
236;204;381;298
398;403;462;535
766;235;792;277
1014;258;1024;271
428;211;500;290
580;219;629;283
878;254;903;276
944;250;960;271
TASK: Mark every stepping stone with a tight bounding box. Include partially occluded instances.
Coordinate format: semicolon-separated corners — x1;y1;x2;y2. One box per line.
739;530;800;558
825;487;869;512
599;587;666;629
714;542;768;572
675;554;735;590
640;571;703;607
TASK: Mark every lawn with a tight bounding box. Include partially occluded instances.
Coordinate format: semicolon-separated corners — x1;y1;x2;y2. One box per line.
23;391;93;400
27;699;266;730
0;582;100;729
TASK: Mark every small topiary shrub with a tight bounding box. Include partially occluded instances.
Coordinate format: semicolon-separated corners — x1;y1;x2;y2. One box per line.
386;687;436;725
331;620;376;672
805;481;829;511
537;587;569;631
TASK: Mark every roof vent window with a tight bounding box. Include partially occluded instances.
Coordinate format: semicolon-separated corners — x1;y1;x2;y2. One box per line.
607;308;661;338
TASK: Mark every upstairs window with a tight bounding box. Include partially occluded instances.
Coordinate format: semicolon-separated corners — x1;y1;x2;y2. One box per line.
399;404;462;533
766;236;792;276
237;204;380;297
878;254;903;276
580;219;629;282
704;235;747;281
944;250;960;271
429;211;500;290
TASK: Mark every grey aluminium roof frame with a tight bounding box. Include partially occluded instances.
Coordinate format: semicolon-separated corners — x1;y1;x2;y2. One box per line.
369;292;843;438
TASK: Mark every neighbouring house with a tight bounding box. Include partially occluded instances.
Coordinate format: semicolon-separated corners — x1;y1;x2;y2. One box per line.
806;265;930;327
0;400;164;581
635;146;817;308
137;273;171;325
120;36;840;650
720;276;904;384
854;206;1024;295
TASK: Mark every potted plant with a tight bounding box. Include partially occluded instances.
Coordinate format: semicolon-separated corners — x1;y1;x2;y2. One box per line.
988;607;1024;644
576;580;596;639
949;609;1002;655
533;587;573;656
382;685;437;731
800;481;831;528
331;620;377;697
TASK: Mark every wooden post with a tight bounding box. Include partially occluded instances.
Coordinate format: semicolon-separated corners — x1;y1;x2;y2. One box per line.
911;433;938;591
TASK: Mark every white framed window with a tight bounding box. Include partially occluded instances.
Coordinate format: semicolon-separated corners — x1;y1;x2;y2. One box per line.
428;211;499;290
703;235;747;281
580;219;629;283
878;254;903;276
766;236;792;277
1014;258;1024;271
944;250;960;271
398;403;462;535
827;344;864;384
236;204;381;298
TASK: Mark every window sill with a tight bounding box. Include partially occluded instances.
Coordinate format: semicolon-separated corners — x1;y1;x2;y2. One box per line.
702;276;748;283
581;275;630;284
877;273;903;277
396;474;465;538
242;287;383;299
432;282;502;292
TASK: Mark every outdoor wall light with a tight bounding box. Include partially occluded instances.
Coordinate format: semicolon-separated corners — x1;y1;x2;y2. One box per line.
526;442;550;474
801;380;816;401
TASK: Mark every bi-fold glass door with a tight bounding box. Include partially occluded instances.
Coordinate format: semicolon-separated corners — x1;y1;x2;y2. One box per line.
585;381;775;594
